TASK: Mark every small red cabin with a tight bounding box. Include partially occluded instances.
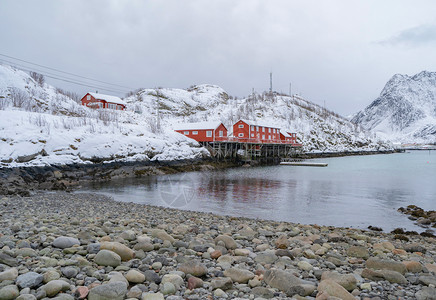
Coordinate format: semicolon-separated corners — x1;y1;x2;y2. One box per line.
280;130;302;146
81;92;127;110
233;119;281;143
280;131;293;142
174;121;228;142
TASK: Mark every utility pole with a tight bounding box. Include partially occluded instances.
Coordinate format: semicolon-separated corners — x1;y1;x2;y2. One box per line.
269;72;272;94
289;82;292;96
156;90;161;133
323;100;326;118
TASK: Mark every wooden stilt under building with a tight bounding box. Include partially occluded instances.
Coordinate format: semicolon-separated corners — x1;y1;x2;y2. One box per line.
200;141;303;162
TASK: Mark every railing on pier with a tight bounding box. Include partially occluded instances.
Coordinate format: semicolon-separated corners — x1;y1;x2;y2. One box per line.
212;136;302;147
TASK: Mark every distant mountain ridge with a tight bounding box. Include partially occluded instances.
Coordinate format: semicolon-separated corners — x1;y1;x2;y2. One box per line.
352;71;436;144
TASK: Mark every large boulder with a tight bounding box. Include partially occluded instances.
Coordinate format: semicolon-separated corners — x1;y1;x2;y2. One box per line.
223;268;254;284
0;253;18;267
347;246;369;259
88;282;127;300
52;236;80;249
366;257;407;274
124;270;145;283
264;269;306;296
94;250;121;267
215;235;237;250
317;279;355;300
0;285;19;300
178;260;208;277
254;251;278;265
16;272;43;289
0;268;18;282
42;280;71;297
100;242;135;261
321;271;357;291
161;274;184;290
211;277;233;290
416;287;436;300
150;229;175;244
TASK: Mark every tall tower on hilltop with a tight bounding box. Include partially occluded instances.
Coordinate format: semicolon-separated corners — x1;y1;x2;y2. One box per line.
269;72;273;93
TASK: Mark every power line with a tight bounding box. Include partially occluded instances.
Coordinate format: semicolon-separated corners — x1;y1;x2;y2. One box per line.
0;53;136;90
0;59;129;94
0;59;130;94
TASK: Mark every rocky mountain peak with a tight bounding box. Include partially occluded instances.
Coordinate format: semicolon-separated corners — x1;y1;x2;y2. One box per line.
353;71;436;144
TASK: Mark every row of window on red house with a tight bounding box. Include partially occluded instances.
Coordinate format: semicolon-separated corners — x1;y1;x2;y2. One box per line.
174;120;300;145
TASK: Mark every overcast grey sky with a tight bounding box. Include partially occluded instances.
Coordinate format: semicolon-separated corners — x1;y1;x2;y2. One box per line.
1;0;436;115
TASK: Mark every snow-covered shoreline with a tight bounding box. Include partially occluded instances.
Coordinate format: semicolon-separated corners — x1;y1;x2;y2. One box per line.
1;63;393;169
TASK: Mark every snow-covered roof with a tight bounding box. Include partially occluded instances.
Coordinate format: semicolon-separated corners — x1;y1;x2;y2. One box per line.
88;92;127;106
173;121;225;131
238;119;280;129
280;130;291;138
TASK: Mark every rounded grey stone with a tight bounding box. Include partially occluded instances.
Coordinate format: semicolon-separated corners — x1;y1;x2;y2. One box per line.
16;272;44;289
88;281;128;300
52;236;80;249
94;250;121;267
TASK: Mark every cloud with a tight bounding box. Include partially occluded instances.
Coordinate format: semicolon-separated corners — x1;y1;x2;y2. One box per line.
378;23;436;46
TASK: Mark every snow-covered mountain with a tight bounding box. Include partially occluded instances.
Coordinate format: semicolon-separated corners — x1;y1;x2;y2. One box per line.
0;64;208;167
352;71;436;144
0;63;391;167
126;87;390;152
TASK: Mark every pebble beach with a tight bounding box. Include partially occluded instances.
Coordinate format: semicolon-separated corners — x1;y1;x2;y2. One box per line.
1;192;436;300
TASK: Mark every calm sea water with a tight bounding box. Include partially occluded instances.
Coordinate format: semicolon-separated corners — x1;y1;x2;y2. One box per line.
80;151;435;232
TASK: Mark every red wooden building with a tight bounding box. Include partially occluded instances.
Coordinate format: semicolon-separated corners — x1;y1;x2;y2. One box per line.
81;92;127;110
279;130;296;143
174;121;228;142
280;130;302;146
232;119;281;143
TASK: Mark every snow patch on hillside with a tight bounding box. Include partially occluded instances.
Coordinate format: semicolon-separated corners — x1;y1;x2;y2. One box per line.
0;64;208;167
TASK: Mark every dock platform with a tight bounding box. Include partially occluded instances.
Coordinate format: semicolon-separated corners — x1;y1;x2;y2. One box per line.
280;162;328;167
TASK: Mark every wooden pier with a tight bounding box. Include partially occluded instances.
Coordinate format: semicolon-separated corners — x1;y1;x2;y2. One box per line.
280;161;328;167
200;140;303;162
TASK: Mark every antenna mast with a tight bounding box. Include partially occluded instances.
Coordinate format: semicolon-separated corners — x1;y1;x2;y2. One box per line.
269;72;272;94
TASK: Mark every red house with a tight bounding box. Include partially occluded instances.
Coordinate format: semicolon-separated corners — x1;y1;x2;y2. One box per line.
174;121;228;142
280;130;302;146
280;131;293;143
233;119;281;143
81;92;127;110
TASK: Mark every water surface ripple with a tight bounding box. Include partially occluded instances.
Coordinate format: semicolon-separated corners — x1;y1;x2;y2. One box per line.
81;151;435;232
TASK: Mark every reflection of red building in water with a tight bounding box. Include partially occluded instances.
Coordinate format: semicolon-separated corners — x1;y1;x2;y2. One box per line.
173;121;228;142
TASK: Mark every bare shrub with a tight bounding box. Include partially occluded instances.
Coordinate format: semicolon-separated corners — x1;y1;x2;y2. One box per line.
62;118;74;130
89;121;96;133
0;97;9;110
125;88;144;98
28;114;49;128
97;109;119;126
29;71;45;86
146;116;162;134
9;88;29;108
56;88;80;102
